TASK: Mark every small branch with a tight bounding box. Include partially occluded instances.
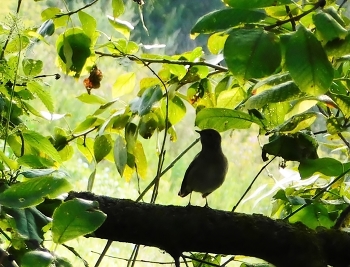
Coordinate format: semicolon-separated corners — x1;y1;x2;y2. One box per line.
135;137;200;202
338;132;350;150
285;5;296;31
55;0;99;18
95;51;228;72
231;156;276;212
264;2;322;31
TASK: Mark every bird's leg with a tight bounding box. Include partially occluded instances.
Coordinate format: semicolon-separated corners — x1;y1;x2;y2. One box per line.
204;198;209;208
187;193;192;206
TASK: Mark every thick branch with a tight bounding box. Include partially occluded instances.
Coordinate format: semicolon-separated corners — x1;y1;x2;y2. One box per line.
68;192;350;267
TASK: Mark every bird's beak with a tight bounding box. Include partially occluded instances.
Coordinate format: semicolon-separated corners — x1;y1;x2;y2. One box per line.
195;130;201;134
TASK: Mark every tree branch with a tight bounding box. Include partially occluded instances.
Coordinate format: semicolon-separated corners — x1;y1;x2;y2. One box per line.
95;51;228;72
68;191;350;267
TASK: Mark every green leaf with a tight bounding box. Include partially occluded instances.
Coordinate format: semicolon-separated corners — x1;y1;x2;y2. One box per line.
270;112;318;134
192;9;266;34
161;95;186;125
195;108;261;131
224;29;281;81
262;133;318;162
0;176;72;208
76;137;94;163
22;59;43;76
326;116;342;135
107;15;134;39
76;93;107;105
263;102;290;129
245;81;303;109
207;33;228;54
134;141;147;179
114;134;127;177
52;198;106;244
23;130;61;163
87;168;96;192
329;93;350;118
112;0;125;18
6;35;30;53
21;251;54;267
285;26;334;96
27;81;54;113
112;72;136;98
73;116;102;133
20;168;57;178
78;11;96;38
5;207;50;243
298;158;344;179
94;134;113;163
313;11;347;42
138;113;158;139
131;85;163;116
224;0;292;8
217;87;245;108
0;150;18;169
56;28;92;77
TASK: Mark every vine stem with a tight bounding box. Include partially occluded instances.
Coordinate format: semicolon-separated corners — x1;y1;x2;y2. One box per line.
232;156;277;212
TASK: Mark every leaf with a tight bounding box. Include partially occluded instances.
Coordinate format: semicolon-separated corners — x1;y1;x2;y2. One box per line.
112;72;136;98
76;137;94;163
56;28;92;77
161;95;186;125
20;168;57;178
114;134;127;177
224;0;292;8
131;85;163;116
217;87;245;108
52;198;106;244
208;33;228;54
191;8;266;34
326;117;342;135
262;133;318;162
22;59;43;76
0;176;72;208
4;207;50;243
285;25;334;96
0;150;18;169
195;108;262;131
94;134;113;163
78;11;96;38
134;141;147;179
270;112;318;134
107;15;134;39
27;81;54;113
313;11;347;42
112;0;125;18
87;168;96;192
329;93;350;118
138;113;158;139
21;251;54;267
298;158;344;179
23;130;61;163
224;29;281;81
76;93;107;104
73;116;102;133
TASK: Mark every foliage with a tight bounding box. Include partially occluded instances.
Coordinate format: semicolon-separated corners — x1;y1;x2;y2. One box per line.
1;0;350;266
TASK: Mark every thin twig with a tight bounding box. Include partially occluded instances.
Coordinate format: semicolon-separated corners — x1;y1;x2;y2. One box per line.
264;2;322;31
95;51;228;72
135;137;200;202
55;0;99;18
232;156;277;212
338;132;350;150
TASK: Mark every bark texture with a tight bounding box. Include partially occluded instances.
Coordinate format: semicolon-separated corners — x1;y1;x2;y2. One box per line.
68;191;350;267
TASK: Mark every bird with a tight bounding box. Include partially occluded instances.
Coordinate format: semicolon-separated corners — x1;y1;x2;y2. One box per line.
178;128;228;207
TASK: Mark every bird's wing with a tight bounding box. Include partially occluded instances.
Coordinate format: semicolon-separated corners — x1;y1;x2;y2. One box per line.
178;153;200;197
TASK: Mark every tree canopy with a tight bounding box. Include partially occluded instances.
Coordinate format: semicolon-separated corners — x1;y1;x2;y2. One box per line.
1;0;350;266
